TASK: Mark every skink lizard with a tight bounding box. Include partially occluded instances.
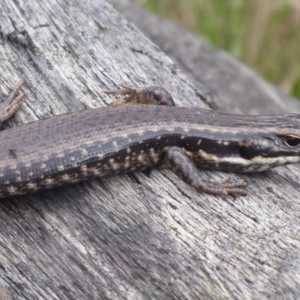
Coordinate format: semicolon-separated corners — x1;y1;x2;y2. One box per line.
1;81;300;198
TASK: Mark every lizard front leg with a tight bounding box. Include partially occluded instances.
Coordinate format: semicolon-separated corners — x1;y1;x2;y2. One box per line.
104;85;175;107
165;146;248;196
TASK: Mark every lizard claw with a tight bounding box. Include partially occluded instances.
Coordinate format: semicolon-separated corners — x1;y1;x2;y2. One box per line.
203;177;248;196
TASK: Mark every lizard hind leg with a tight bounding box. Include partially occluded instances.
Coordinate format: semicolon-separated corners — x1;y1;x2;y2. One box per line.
0;80;27;124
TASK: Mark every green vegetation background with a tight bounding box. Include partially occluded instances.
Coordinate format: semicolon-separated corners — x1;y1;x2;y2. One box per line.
141;0;300;100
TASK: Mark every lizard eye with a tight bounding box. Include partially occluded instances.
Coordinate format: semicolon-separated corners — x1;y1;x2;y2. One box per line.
283;136;300;147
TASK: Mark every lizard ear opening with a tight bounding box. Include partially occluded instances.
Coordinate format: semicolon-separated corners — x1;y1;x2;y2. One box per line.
239;141;261;160
240;146;252;160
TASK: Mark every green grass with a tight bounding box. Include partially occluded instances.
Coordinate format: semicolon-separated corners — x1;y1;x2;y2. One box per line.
142;0;300;100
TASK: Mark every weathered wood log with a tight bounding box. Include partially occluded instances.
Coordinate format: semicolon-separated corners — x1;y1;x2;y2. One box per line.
0;0;299;299
109;0;300;115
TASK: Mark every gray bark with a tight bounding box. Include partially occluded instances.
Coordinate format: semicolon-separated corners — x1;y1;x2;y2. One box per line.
0;0;299;299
